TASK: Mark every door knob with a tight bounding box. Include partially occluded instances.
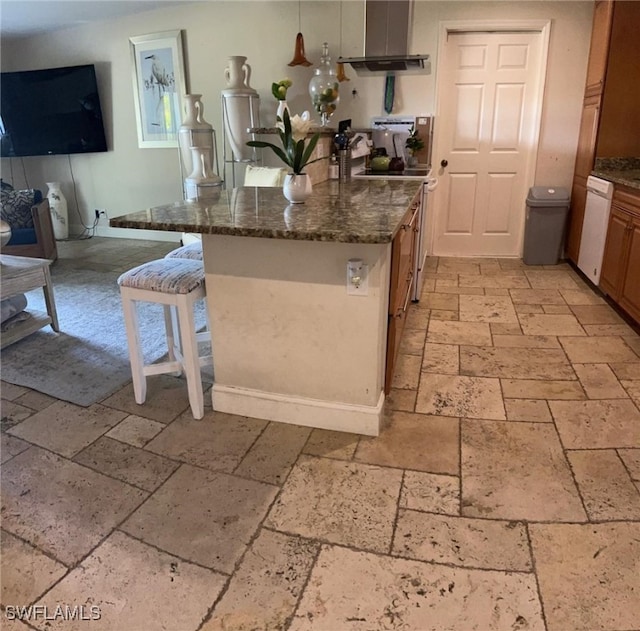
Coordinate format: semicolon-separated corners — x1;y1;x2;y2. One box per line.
440;159;448;168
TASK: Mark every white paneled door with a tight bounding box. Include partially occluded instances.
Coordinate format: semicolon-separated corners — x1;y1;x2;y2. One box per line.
433;30;547;256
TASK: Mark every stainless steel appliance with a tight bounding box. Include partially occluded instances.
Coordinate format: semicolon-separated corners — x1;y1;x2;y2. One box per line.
354;115;437;301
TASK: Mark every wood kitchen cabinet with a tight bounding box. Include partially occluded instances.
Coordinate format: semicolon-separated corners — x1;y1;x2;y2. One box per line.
599;186;640;324
385;192;420;393
566;1;613;263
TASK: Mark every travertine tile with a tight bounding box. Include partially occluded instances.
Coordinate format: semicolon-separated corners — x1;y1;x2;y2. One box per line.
437;285;486;295
1;447;146;565
0;433;30;464
550;399;640;448
458;295;518;323
509;289;565;304
492;335;560;349
289;546;545;631
393;510;531;571
483;287;510;296
202;530;319;631
73;436;179;492
7;401;126;458
530;523;640;631
490;322;522;335
524;270;579;289
385;388;417;412
623;334;640;356
391;354;422;389
618;449;640;482
504;399;552;422
437;259;482;274
429;309;459;321
421;343;459;374
560;289;606;305
458;274;530;289
13;390;57;411
399;328;427;355
144;411;267;472
421;292;459;311
461;420;586;521
404;307;430;329
1;531;67;606
416;374;505;420
573;363;629;399
514;304;544;314
435;277;458;289
121;464;278;573
303;428;360;460
0;400;34;432
355;411;459;474
542;304;572;314
234;422;311;485
500;379;585;400
399;471;459;514
0;383;28;401
570;305;624;325
460;346;575;380
266;456;402;553
560;336;639;363
427;320;492;346
35;531;225;631
583;324;637;336
105;414;165;447
568;450;640;520
100;375;192;423
610;362;640;380
621;379;640;405
518;313;585;336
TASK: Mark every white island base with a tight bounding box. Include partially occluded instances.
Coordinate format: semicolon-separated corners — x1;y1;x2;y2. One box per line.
203;234;392;436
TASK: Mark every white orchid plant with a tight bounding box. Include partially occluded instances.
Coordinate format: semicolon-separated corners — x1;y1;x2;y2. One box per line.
247;109;324;175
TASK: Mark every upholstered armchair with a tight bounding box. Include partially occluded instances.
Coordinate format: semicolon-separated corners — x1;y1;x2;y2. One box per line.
0;187;58;261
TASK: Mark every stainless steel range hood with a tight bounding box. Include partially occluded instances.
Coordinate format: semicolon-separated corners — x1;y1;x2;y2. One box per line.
338;0;430;76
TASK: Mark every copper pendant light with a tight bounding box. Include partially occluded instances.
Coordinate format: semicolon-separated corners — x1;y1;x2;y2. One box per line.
288;2;312;67
336;1;350;82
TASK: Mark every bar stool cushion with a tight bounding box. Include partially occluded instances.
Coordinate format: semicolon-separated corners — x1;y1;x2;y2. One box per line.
165;241;203;261
117;259;204;294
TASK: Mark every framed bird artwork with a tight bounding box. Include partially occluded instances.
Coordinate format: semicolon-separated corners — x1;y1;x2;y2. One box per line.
129;30;188;148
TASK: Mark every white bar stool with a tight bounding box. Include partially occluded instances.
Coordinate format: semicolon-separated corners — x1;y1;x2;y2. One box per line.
117;258;211;419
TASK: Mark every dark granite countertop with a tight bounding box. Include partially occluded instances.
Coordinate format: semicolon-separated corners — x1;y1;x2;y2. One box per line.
592;157;640;191
109;179;423;244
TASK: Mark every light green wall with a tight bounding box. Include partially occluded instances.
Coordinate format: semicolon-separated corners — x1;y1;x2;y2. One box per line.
0;0;593;239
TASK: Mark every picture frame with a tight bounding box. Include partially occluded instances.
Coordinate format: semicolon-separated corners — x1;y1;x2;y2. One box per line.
129;30;187;148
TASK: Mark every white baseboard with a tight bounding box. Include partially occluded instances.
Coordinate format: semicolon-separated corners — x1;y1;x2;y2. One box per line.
72;224;182;242
211;384;384;436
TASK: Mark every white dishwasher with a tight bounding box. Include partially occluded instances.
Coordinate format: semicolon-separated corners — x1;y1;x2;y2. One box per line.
577;175;614;285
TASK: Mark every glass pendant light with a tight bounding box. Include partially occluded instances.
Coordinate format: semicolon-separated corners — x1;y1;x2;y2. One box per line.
308;42;339;126
288;1;312;67
336;2;350;83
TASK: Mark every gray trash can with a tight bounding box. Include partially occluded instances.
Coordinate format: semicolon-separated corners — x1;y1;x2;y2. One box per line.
523;186;570;265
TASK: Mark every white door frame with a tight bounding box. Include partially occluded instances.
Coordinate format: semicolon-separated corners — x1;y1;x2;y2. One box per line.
427;19;551;257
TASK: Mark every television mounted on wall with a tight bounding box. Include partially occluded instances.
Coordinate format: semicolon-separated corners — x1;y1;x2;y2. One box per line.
0;64;108;158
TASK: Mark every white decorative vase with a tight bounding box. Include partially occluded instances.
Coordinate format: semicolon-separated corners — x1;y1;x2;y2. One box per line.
179;94;215;178
222;55;260;162
283;173;312;204
185;147;223;201
46;182;68;240
276;100;289;123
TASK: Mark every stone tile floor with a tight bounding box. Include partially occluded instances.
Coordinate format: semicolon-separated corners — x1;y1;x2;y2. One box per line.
1;240;640;630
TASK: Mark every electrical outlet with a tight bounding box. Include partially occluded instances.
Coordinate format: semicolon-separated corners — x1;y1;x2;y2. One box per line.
94;209;107;220
346;259;369;296
95;209;100;219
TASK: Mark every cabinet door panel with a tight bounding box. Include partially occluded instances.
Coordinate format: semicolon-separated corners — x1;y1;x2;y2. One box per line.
599;206;630;299
620;217;640;323
566;180;587;263
574;96;601;179
585;0;614;97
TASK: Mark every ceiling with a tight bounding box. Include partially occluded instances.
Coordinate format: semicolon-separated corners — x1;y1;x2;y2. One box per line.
0;1;194;38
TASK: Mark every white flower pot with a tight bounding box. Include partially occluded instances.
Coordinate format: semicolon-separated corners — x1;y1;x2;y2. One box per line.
283;173;312;204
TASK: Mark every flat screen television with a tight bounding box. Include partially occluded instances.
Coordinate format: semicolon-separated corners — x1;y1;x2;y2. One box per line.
0;64;108;157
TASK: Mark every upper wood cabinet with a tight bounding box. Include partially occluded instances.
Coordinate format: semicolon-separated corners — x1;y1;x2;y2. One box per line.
584;1;615;98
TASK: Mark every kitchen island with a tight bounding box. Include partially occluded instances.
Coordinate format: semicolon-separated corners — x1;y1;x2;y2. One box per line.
111;179;423;435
